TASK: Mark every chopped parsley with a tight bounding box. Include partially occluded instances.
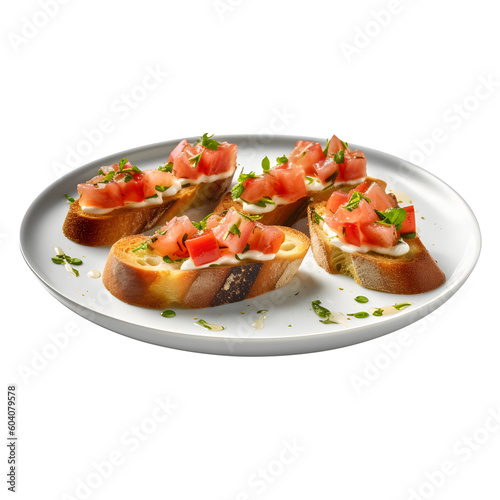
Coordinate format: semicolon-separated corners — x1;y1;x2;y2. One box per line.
333;150;345;164
231;169;257;199
189;151;204;168
158;162;174;173
323;137;331;156
276;154;288;165
64;194;75;203
132;241;149;252
191;213;214;230
261;156;271;173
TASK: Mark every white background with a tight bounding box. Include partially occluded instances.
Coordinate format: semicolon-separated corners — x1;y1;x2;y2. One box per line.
1;1;498;499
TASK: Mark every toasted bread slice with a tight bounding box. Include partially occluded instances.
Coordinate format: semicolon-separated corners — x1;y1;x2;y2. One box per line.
102;227;310;309
307;202;446;294
213;177;386;227
63;176;232;246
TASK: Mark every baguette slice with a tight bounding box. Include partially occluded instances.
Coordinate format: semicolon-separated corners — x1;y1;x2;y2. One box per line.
102;227;311;309
63;176;232;247
307;202;446;294
214;177;385;227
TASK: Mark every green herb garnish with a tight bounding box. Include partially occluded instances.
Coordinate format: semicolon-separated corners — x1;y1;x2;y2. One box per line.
393;302;412;310
195;319;213;330
64;194;75;203
375;208;407;230
146;194;159;199
246;197;275;208
276;155;288;165
197;133;221;151
323;137;331;156
333;150;345;164
132;241;149;252
261;156;271;173
161;310;176;318
355;296;369;303
100;170;115;183
155;185;169;192
342;191;371;212
257;309;268;314
311;210;324;224
347;312;370;318
372;308;384;316
51;250;83;277
223;223;241;240
158;162;173;173
400;232;416;239
236;211;263;221
231;169;257;199
191;213;214;231
189;151;204;168
311;300;331;318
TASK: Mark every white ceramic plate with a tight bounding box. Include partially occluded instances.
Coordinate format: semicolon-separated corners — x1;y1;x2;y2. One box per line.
20;135;481;356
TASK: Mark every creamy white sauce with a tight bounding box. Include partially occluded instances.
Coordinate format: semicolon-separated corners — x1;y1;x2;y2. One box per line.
323;222;410;256
87;269;101;279
338;176;367;186
81;179;183;214
237;196;290;215
177;170;234;186
251;310;268;330
180;250;276;270
195;321;225;331
369;303;413;316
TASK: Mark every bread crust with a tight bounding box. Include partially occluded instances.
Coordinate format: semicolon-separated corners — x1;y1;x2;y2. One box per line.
213;177;386;227
63;176;233;246
102;228;310;309
307;202;446;294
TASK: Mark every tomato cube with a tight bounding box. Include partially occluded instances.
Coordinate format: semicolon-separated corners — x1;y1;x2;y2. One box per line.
185;231;221;266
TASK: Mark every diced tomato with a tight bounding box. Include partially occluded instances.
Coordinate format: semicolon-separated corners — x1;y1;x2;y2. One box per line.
288;141;326;176
399;205;416;235
246;223;285;254
199;143;238;176
269;165;307;203
240;175;276;203
363;182;397;211
333;199;379;225
167;139;188;163
185;231;221;266
172;141;237;179
314;158;339;185
212;209;255;254
114;172;146;203
142;170;176;198
326;190;350;216
361;222;398;248
205;214;223;230
327;135;348;155
342;150;367;181
350;180;370;194
150;216;198;259
172;144;201;180
77;182;124;209
343;223;361;246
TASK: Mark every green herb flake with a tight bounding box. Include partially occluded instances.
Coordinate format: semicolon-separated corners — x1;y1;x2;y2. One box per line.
354;296;369;303
323;137;331;156
155;185;169;192
132;241;149;252
52;257;64;264
101;170;115;183
189;151;204;168
257;309;268;314
64;194;75;203
191;213;214;231
375;208;407;230
312;210;324;225
342;191;371;212
195;319;213;330
276;155;288;165
261;156;271;173
198;133;221;151
393;302;412;311
400;232;416;239
158;162;173;173
372;308;384;316
223;223;241;240
333;150;345;164
161;310;176;318
311;299;332;319
145;194;159;199
347;312;370;319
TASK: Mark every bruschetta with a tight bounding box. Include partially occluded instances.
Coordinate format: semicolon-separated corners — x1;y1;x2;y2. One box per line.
307;179;446;294
63;134;238;246
214;134;368;226
102;208;311;308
